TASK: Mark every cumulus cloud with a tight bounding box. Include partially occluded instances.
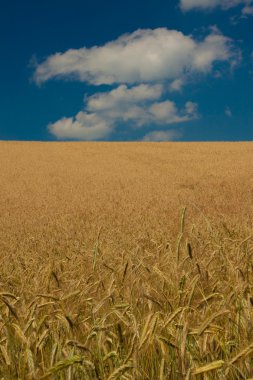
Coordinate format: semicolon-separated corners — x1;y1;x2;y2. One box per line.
34;27;241;141
143;130;182;141
149;100;198;124
49;115;112;141
87;84;163;111
180;0;253;13
169;78;185;92
48;84;199;140
34;28;237;86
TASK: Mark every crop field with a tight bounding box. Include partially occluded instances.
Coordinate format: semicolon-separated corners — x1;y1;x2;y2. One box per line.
0;141;252;379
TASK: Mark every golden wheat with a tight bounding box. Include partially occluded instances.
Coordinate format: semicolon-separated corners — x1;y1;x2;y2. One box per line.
0;142;252;379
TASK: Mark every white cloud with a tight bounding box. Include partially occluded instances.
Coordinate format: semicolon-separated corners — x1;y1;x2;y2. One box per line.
34;27;241;141
181;0;220;10
169;78;185;92
48;114;112;140
87;84;163;111
48;84;199;140
149;100;198;124
180;0;253;12
192;33;234;72
143;130;182;141
34;28;237;86
241;4;253;14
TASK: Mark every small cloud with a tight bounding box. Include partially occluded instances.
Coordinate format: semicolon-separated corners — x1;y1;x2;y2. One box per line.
225;106;232;117
180;0;220;11
87;84;163;111
149;100;199;124
48;84;199;140
180;0;253;16
143;130;182;141
169;78;184;92
185;101;199;115
241;4;253;14
48;115;112;140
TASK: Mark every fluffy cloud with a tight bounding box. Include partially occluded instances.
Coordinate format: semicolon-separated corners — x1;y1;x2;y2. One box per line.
48;84;199;140
34;27;241;141
149;100;198;124
169;78;185;92
87;84;163;111
49;114;112;140
180;0;253;12
34;28;237;86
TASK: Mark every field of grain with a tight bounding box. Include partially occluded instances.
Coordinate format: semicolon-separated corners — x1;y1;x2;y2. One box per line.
0;142;252;379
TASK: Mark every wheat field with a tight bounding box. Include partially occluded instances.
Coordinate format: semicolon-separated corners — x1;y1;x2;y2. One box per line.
0;141;252;379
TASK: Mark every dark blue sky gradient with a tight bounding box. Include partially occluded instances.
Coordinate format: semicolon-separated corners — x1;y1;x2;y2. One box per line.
0;0;252;141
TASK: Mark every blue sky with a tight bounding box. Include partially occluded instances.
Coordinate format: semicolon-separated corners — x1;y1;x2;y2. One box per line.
0;0;253;141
